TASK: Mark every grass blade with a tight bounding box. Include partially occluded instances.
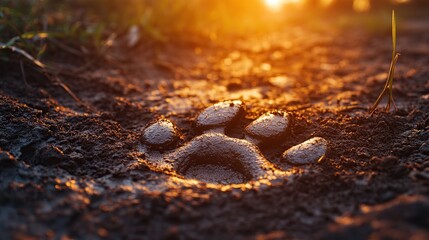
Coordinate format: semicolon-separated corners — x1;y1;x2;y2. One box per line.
4;36;20;47
392;10;396;59
388;53;400;90
369;10;400;115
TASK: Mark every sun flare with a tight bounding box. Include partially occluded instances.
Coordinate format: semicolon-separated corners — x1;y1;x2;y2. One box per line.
264;0;301;10
265;0;283;9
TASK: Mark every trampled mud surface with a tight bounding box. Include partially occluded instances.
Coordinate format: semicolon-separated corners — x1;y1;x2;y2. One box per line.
1;20;429;239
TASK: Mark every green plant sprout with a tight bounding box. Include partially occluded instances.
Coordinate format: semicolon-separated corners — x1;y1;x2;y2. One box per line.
369;10;400;115
0;36;46;68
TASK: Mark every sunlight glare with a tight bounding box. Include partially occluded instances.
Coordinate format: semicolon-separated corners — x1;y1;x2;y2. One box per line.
264;0;301;10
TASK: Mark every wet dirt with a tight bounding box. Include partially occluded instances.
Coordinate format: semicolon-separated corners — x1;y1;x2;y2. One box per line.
1;19;429;239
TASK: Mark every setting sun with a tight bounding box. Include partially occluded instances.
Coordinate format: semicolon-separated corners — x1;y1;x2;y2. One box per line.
264;0;301;10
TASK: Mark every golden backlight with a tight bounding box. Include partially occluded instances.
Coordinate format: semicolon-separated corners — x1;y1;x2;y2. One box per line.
264;0;301;10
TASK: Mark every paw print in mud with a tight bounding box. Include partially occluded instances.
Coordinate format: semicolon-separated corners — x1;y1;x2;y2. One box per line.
139;100;328;185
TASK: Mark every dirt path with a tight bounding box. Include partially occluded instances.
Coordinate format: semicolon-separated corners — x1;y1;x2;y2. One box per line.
0;20;428;239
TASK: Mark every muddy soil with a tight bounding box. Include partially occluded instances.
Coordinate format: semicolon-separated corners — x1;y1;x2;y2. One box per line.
1;19;429;239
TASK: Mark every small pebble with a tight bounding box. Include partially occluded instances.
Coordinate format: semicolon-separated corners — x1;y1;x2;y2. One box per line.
196;100;244;129
0;150;17;168
245;111;290;140
282;137;328;165
143;119;179;147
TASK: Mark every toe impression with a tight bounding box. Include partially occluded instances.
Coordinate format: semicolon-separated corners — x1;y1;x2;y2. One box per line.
196;100;244;133
282;137;328;165
245;111;290;145
142;119;179;148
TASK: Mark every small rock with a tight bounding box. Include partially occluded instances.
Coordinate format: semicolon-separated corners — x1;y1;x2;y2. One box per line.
143;119;179;147
127;25;140;48
245;111;290;141
0;150;17;168
196;100;244;130
282;137;328;165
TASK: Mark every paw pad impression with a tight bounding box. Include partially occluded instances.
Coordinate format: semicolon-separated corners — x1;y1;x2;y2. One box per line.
140;100;328;186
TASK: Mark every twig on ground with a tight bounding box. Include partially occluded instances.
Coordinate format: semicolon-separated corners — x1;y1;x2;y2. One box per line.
1;39;92;111
1;44;46;68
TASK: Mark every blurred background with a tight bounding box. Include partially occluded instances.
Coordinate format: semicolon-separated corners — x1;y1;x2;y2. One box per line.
1;0;428;57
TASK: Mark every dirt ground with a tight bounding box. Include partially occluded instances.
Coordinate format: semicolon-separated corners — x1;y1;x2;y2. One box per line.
1;17;429;239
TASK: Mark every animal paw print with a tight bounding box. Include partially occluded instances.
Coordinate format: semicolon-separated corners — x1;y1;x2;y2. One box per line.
140;100;328;185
